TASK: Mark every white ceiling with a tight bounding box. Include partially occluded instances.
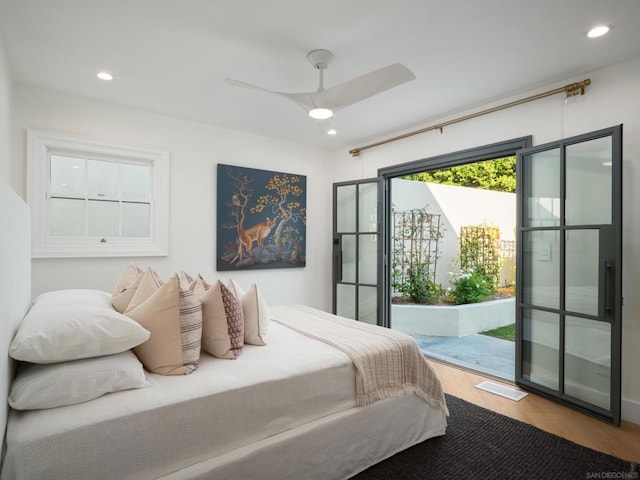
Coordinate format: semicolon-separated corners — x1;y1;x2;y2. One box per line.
1;0;640;151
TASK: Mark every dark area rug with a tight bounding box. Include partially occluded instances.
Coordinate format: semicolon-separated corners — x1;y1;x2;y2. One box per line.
352;394;638;480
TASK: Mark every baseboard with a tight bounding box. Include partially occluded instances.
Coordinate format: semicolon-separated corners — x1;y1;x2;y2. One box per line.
622;397;640;425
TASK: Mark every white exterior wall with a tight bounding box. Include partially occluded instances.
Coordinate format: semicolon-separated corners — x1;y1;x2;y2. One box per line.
12;86;334;310
334;57;640;423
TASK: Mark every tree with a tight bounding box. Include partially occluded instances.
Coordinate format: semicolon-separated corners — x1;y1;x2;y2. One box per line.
404;156;516;193
250;173;306;261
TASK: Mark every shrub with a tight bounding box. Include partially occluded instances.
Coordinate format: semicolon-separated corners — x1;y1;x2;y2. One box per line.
401;264;441;304
450;268;495;305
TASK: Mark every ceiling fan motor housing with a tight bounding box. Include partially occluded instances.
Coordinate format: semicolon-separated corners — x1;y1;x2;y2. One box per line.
307;49;333;70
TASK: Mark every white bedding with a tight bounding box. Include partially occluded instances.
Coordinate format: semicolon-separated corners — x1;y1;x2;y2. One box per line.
2;321;358;480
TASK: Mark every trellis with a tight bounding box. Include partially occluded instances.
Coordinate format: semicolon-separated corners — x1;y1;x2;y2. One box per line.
392;208;443;290
459;224;501;286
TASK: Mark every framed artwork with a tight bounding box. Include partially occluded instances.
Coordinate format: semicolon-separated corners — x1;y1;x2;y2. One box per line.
216;164;306;271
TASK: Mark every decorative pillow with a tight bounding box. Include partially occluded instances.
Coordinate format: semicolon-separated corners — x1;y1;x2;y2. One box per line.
9;292;151;364
112;272;144;313
178;271;194;290
240;284;270;345
226;278;245;299
201;281;244;359
111;263;143;296
190;274;211;298
125;273;202;375
9;350;150;410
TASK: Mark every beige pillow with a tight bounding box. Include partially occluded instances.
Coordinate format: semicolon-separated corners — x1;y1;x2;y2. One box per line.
112;272;144;313
190;274;211;299
126;273;202;375
111;263;142;296
201;281;244;359
226;278;245;298
240;284;270;345
178;271;194;290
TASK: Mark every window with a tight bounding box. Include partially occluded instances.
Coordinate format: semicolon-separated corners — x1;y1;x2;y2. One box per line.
28;129;169;257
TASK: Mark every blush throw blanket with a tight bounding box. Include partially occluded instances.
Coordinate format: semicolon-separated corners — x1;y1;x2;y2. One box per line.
271;304;448;414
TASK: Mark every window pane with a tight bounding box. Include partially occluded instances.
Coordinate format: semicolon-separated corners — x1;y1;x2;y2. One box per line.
50;155;85;196
565;136;612;226
122;202;150;237
88;160;119;198
87;200;119;237
50;198;85;236
121;163;151;199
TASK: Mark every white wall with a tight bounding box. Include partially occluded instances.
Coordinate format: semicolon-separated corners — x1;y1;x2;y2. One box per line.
0;30;11;182
12;86;334;310
334;57;640;422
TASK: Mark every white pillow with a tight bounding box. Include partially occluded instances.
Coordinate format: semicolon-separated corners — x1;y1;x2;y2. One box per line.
9;350;150;410
240;284;270;345
35;289;114;308
9;291;150;364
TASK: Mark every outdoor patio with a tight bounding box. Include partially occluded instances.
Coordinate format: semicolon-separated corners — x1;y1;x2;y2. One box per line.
412;333;515;381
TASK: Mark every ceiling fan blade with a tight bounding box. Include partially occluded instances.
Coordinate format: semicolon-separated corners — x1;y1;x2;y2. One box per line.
226;78;316;111
312;63;415;110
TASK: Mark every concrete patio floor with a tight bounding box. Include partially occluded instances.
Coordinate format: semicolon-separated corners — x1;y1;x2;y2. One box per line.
411;333;515;382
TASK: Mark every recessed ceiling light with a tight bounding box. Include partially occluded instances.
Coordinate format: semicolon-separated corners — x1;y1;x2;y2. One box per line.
97;71;114;81
587;25;611;38
327;129;337;135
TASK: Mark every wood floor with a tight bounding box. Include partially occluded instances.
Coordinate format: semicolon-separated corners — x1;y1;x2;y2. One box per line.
432;361;640;463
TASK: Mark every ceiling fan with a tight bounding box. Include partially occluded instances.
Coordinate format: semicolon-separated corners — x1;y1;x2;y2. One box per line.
227;49;415;119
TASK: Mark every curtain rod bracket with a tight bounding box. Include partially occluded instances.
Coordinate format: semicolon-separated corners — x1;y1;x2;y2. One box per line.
348;78;592;157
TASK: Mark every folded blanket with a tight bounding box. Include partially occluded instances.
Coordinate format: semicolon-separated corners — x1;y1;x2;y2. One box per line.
271;304;448;414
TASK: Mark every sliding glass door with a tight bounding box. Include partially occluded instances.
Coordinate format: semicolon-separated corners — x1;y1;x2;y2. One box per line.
516;125;622;424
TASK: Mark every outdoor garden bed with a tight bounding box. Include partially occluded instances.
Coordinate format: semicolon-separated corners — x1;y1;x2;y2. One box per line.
391;297;515;337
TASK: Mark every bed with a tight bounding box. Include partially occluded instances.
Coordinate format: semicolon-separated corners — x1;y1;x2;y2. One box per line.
0;179;448;480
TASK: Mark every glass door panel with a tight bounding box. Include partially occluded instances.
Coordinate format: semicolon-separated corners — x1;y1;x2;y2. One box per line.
358;234;378;285
336;184;356;232
340;235;356;283
565;136;612;226
564;316;611;410
521;309;559;390
522;148;561;227
521;230;559;309
565;230;599;316
336;284;356;319
358;286;378;325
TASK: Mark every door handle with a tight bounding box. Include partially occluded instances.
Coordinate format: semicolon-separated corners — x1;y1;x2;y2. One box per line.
333;237;343;283
598;259;612;318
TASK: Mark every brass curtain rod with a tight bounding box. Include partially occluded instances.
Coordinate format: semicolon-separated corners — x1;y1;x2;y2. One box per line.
348;78;591;157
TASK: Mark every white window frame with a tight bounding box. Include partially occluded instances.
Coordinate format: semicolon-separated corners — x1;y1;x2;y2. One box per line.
27;129;170;258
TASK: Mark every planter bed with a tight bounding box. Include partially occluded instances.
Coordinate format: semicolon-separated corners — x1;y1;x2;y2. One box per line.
391;298;515;337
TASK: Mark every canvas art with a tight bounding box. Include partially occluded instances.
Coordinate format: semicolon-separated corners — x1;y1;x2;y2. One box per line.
216;164;306;271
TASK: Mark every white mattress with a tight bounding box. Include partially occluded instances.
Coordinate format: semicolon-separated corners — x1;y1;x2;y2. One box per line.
2;322;358;480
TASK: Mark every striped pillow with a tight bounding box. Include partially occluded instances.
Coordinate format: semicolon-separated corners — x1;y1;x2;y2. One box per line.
126;272;202;375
